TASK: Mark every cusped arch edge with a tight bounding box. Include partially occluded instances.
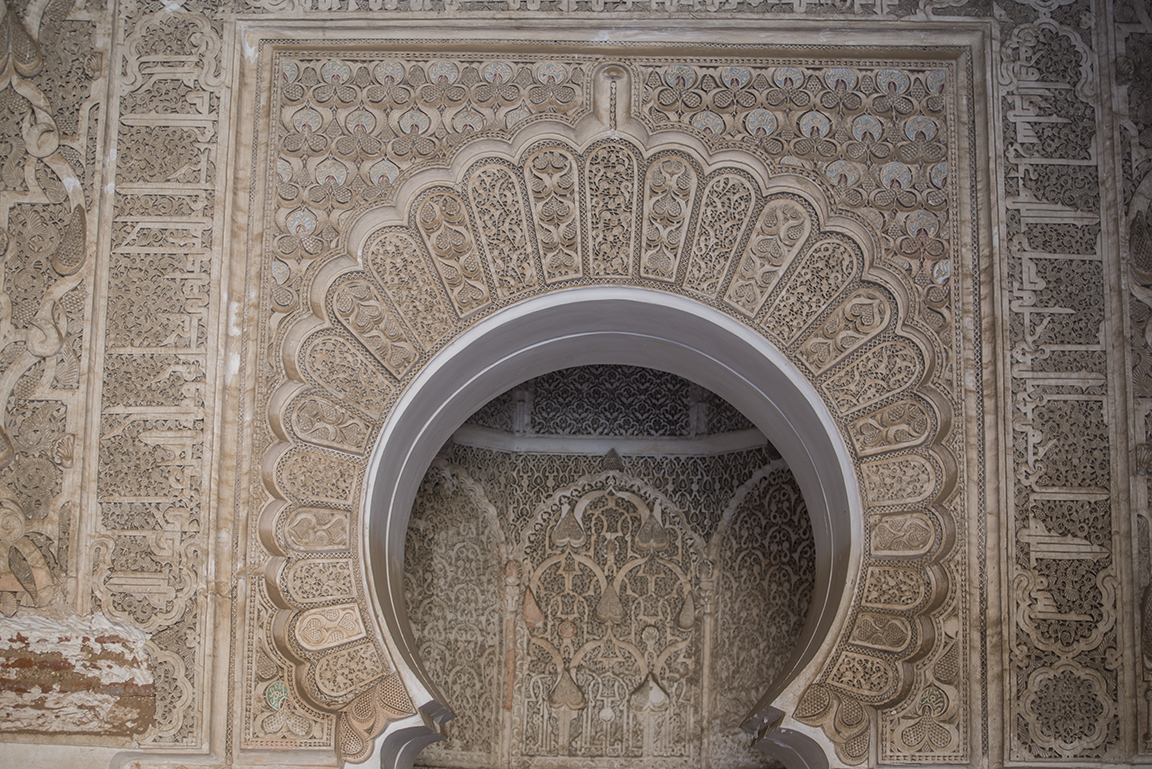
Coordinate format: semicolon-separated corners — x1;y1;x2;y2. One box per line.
261;119;959;765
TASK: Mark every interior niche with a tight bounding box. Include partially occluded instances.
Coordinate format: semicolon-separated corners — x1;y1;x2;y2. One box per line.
404;365;816;768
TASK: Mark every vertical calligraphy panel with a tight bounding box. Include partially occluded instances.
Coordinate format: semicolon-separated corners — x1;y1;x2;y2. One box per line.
999;7;1129;760
87;2;232;748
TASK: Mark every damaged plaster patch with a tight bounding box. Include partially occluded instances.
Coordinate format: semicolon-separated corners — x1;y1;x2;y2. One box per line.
0;612;154;736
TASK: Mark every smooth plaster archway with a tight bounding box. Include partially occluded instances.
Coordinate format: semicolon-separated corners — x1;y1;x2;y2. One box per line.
360;286;863;767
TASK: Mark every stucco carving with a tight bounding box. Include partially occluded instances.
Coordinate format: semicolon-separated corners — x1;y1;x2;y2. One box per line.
404;430;813;769
0;0;1137;765
247;50;970;764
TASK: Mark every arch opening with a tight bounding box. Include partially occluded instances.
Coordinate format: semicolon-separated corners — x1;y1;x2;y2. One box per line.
362;287;862;765
406;361;815;767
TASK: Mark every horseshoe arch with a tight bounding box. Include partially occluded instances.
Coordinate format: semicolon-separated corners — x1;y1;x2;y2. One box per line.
261;62;956;768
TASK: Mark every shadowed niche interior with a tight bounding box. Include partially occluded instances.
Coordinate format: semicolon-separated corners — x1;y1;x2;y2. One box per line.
403;364;815;768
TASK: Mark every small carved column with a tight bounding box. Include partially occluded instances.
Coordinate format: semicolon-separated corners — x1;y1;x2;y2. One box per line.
502;560;523;760
698;557;718;769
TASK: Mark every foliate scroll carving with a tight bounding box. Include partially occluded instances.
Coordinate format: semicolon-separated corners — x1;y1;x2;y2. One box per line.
313;641;390;700
1020;662;1114;757
685;173;754;297
641;155;697;281
725;197;813;315
467;162;540;298
850;399;933;456
402;447;823;767
881;603;964;761
365;230;455;348
828;651;896;700
823;339;923;414
278;450;359;506
405;461;504;764
712;467;814;767
0;4;43;80
283;506;351;551
282;558;356;605
585;141;639;277
862;566;926;610
331;277;419;379
529;364;692;437
871;511;936;557
297;604;368;652
798;288;890;374
524;146;583;283
860;453;938;507
251;643;329;746
795;683;870;763
286;391;375;455
519;479;701;760
299;333;393;419
850;613;912;652
759;238;858;344
0;0;98;648
416;189;492;316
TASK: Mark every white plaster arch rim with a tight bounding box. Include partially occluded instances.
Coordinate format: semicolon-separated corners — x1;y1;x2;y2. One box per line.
360;286;864;766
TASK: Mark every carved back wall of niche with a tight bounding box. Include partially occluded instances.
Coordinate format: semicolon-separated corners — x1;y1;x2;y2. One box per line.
403;368;802;767
404;441;812;769
244;46;978;765
465;364;755;437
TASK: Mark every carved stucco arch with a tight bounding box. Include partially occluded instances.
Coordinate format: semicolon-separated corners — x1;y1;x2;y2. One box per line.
260;64;957;768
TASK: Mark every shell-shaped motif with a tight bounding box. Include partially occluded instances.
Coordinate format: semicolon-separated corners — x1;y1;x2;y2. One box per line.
399;108;432;135
774;66;806;88
825;160;861;186
315;157;348;185
369;158;400;185
879;162;913;190
904;116;937;141
691;110;725;135
926;69;947;94
374;60;405;83
799;111;832;138
482;61;514;84
720;65;752;88
745;109;779;136
852;115;884;142
824;67;857;90
427;60;459;84
321;60;352;84
875;68;911;94
346;106;375;134
292;106;323;133
664;63;696;88
535;61;568;84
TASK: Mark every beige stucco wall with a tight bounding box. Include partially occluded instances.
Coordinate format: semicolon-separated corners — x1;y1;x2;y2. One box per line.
0;0;1147;766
